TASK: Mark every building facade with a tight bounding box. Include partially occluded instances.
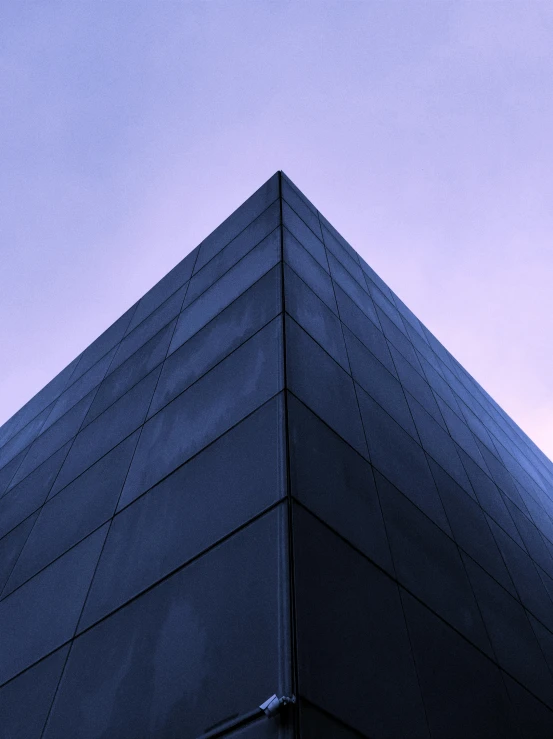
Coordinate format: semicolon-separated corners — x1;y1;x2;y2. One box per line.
1;172;553;738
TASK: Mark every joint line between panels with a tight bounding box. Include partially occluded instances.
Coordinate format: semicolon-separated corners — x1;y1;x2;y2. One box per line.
38;246;204;739
279;171;300;730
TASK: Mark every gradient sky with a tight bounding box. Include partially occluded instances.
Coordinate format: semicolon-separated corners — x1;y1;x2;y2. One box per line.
1;3;552;458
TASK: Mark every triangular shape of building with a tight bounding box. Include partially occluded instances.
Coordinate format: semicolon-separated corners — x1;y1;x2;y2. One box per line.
1;172;553;738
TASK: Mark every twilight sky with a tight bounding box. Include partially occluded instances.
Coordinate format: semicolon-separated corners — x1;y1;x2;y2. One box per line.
1;3;552;458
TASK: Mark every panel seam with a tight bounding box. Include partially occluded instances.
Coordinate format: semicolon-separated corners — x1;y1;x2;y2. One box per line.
38;244;204;738
316;207;433;735
280;171;299;736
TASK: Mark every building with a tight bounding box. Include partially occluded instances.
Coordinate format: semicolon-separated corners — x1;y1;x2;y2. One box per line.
1;172;552;738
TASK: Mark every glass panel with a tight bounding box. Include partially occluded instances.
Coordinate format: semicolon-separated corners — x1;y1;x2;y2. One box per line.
376;307;423;374
282;173;318;215
0;646;69;739
299;701;364;739
0;451;26;499
402;589;518;739
4;433;139;596
170;229;280;355
43;507;288;739
150;266;281;418
81;395;285;629
50;368;160;496
0;356;80;451
357;388;450;534
283;228;337;314
194;173;279;272
282;201;327;272
186;201;280;305
288;394;392;575
503;673;553;739
41;348;116;433
10;391;95;487
319;212;360;262
463;554;553;707
488;520;553;632
293;505;427;738
428;458;516;596
491;446;536;514
434;395;489;471
477;439;528;508
109;285;185;373
70;305;136;384
459;402;500;455
322;226;366;287
0;525;108;684
366;279;406;333
328;253;379;327
284;265;349;371
127;249;196;332
84;319;175;425
504;498;553;577
392;295;427;343
409;396;472;495
401;318;431;356
522;491;553;549
418;354;462;413
285;318;368;459
389;345;445;429
344;328;417;440
376;471;491;654
0;443;71;540
121;318;284;506
0;512;38;594
281;176;322;238
459;449;524;546
528;613;553;681
334;284;395;376
0;404;53;471
356;255;395;303
219;718;286;738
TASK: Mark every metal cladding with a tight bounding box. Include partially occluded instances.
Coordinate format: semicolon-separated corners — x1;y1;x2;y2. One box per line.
1;172;552;737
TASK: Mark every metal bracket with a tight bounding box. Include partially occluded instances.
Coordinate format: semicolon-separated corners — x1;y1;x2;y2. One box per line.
259;694;296;718
197;693;297;737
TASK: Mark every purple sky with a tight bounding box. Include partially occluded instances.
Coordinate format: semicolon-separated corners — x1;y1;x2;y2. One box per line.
1;3;552;458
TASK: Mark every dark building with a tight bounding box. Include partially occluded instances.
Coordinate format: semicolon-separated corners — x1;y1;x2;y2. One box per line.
1;172;553;738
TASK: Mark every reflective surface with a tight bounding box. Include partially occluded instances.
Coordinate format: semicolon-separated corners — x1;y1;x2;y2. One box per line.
1;172;553;737
43;507;288;739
